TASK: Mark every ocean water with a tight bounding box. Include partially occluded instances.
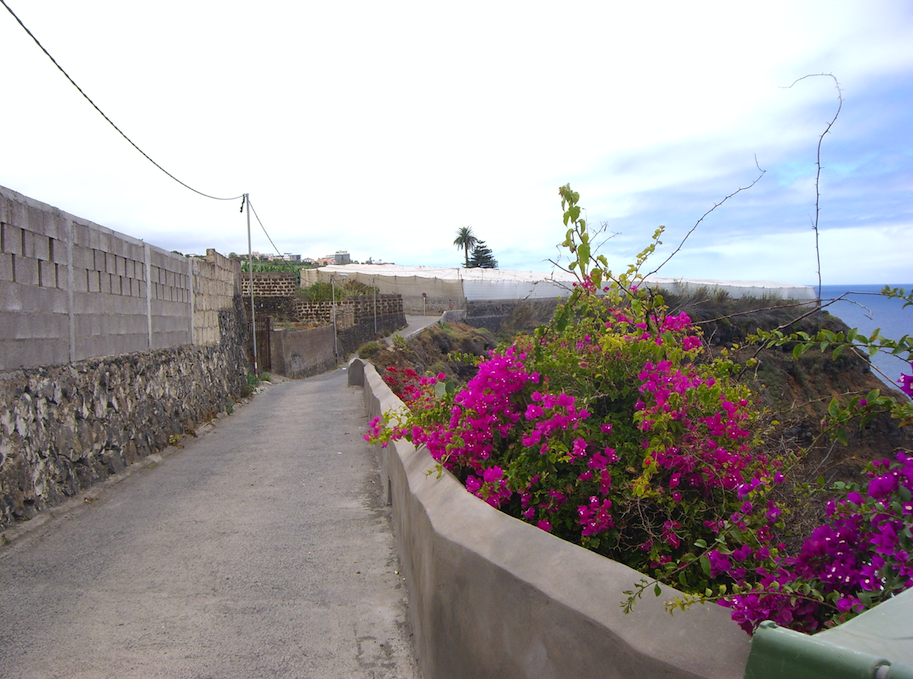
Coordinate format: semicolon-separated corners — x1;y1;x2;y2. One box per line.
818;284;913;393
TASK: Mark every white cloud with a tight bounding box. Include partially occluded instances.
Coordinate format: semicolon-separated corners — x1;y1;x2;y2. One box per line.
0;0;910;284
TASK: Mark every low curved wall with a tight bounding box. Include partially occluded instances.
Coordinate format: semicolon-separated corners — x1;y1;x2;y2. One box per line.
349;358;751;679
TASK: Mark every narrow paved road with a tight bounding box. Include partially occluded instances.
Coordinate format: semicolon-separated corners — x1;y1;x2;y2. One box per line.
0;368;420;679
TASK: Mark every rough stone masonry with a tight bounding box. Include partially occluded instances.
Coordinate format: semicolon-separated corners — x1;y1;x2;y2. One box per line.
0;306;249;531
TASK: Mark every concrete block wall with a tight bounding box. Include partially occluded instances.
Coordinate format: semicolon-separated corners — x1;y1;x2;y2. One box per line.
350;358;752;679
1;190;76;368
0;186;251;531
346;294;404;322
0;185;200;370
241;271;297;298
147;245;193;350
293;301;355;329
193;250;242;346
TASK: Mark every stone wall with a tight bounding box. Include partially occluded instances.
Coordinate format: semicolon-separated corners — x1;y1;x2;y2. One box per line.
465;298;560;332
248;296;296;324
350;359;751;679
0;306;249;530
0;186;251;532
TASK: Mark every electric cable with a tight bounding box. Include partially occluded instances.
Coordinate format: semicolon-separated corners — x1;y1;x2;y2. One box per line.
1;0;244;202
247;197;283;256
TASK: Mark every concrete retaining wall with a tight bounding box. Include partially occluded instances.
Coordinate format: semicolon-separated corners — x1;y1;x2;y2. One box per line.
270;325;336;379
349;358;751;679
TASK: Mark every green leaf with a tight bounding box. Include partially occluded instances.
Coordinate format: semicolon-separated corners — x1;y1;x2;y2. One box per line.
699;555;711;577
654;583;662;597
835;427;848;446
694;539;707;549
578;243;590;264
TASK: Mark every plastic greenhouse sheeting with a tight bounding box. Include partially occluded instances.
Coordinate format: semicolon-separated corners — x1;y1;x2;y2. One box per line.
310;265;816;302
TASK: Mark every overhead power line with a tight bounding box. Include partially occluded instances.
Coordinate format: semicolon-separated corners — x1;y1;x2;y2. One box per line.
1;0;244;202
247;197;283;256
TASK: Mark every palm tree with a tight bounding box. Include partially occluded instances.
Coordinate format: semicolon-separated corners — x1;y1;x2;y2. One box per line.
453;226;479;268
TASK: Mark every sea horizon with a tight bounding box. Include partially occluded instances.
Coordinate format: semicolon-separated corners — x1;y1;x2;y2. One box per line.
817;283;912;394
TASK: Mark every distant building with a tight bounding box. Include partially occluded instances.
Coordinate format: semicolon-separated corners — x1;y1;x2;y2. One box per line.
333;251;351;265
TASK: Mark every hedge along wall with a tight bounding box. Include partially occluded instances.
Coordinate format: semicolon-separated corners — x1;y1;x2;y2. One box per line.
349;358;752;679
0;187;250;531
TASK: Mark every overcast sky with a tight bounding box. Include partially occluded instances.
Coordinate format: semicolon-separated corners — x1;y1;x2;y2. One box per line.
2;1;911;285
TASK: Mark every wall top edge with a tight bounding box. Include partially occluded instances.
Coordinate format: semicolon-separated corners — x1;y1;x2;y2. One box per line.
0;184;229;265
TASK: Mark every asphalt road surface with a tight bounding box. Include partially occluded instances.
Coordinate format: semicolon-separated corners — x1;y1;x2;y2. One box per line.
0;368;420;679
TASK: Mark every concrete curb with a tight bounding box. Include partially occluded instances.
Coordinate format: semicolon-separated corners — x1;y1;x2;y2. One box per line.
349;358;751;679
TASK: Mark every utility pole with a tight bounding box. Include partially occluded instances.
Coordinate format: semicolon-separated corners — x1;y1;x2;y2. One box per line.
245;193;258;375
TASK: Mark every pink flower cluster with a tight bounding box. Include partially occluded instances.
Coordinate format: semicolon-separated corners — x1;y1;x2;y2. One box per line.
521;392;589;449
718;452;913;634
364;298;912;636
900;362;913;398
635;359;766;495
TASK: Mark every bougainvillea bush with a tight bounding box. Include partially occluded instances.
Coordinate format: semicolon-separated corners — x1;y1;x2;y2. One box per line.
367;185;913;635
